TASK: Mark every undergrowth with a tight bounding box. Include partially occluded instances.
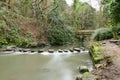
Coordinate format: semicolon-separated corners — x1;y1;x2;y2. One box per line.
47;26;74;45
91;28;113;41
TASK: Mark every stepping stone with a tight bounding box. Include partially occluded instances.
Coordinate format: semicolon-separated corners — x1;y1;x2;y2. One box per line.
58;49;63;53
38;50;44;53
74;48;81;52
31;50;35;53
64;49;68;52
48;49;54;53
22;49;27;52
18;48;23;52
23;49;30;52
5;46;17;51
5;49;13;51
23;50;27;52
81;47;86;51
69;49;74;52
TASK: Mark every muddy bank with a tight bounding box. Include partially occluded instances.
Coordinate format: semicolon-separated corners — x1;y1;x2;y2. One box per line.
92;40;120;80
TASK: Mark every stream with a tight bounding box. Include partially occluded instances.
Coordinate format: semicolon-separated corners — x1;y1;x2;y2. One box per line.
0;45;93;80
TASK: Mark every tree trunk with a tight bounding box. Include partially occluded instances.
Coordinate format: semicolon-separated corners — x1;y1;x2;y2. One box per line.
41;0;50;30
8;0;14;9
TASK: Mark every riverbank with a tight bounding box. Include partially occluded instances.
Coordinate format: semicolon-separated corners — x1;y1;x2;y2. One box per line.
92;40;120;80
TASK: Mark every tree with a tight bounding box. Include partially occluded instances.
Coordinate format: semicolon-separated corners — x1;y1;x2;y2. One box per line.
72;1;95;30
8;0;14;9
72;0;80;29
110;0;120;24
101;0;120;25
78;3;95;29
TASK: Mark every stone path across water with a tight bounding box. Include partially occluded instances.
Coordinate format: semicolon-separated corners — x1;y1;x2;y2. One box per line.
0;47;89;56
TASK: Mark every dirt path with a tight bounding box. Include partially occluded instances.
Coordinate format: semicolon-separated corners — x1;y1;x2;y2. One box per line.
95;40;120;80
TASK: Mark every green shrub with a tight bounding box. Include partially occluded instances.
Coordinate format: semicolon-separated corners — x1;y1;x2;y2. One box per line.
47;26;74;45
0;27;33;48
112;26;120;39
112;26;120;34
91;28;113;41
7;28;33;47
0;36;8;48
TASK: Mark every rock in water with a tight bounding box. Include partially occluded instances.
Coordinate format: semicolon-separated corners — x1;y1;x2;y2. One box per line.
81;47;86;51
74;48;81;52
75;77;82;80
6;46;16;51
64;49;68;52
48;49;54;53
31;50;35;53
58;49;63;53
38;50;44;53
69;49;74;52
79;66;89;73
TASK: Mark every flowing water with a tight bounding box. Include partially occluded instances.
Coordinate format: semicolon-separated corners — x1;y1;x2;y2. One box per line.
0;45;93;80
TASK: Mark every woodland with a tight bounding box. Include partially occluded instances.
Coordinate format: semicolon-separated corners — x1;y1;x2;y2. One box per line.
0;0;119;48
0;0;120;80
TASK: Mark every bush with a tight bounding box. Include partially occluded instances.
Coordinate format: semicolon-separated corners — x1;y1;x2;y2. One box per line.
112;25;120;39
91;28;113;41
47;26;74;45
0;27;33;48
112;26;120;34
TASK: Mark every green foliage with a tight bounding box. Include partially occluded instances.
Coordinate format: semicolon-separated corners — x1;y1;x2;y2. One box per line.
0;36;8;48
0;3;35;48
47;26;74;45
82;72;91;78
72;1;95;29
101;0;114;5
112;25;120;34
73;0;80;13
102;0;120;24
0;26;33;48
91;28;113;41
46;0;75;45
90;42;105;64
112;25;120;39
110;0;120;24
14;0;33;17
47;4;66;27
